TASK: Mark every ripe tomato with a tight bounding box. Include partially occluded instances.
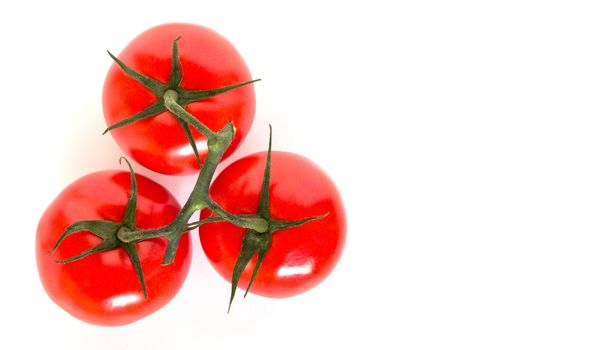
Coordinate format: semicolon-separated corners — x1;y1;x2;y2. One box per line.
199;152;346;298
36;171;192;326
103;23;256;175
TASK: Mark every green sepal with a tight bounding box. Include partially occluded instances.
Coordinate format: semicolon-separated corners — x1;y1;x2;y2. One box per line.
256;125;273;218
123;243;148;298
55;226;119;264
103;102;166;135
120;157;138;227
107;50;166;95
178;79;261;105
269;214;329;232
168;36;182;89
243;239;270;298
177;117;203;167
50;159;149;298
228;229;269;313
50;220;120;254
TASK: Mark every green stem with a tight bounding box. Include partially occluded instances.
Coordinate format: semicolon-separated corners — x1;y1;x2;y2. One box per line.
207;200;268;233
186;214;265;231
117;106;264;252
108;40;267;252
117;125;232;244
163;89;216;139
117;226;172;243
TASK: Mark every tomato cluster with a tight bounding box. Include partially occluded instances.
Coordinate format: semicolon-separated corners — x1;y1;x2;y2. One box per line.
36;23;346;326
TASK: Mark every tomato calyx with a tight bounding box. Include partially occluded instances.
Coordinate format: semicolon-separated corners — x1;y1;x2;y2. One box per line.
227;126;327;312
49;158;149;298
103;37;259;165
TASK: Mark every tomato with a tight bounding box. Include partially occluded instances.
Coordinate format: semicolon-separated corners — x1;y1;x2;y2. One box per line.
36;171;192;326
199;152;346;298
103;23;256;175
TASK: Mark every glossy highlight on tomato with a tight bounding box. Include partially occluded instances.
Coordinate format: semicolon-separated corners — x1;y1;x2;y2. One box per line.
103;23;256;175
199;151;346;298
36;171;192;326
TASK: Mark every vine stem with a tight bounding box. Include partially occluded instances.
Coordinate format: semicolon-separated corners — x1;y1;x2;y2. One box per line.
163;90;216;139
117;92;267;260
207;200;269;232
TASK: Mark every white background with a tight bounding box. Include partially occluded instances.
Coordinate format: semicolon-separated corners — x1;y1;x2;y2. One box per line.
1;0;591;348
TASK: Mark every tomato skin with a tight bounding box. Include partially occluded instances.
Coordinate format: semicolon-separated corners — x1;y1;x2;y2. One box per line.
36;171;192;326
199;152;346;298
103;23;256;175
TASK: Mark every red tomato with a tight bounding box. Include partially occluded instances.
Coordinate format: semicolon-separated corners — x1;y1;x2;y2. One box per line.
103;23;256;175
199;152;346;298
36;171;192;326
